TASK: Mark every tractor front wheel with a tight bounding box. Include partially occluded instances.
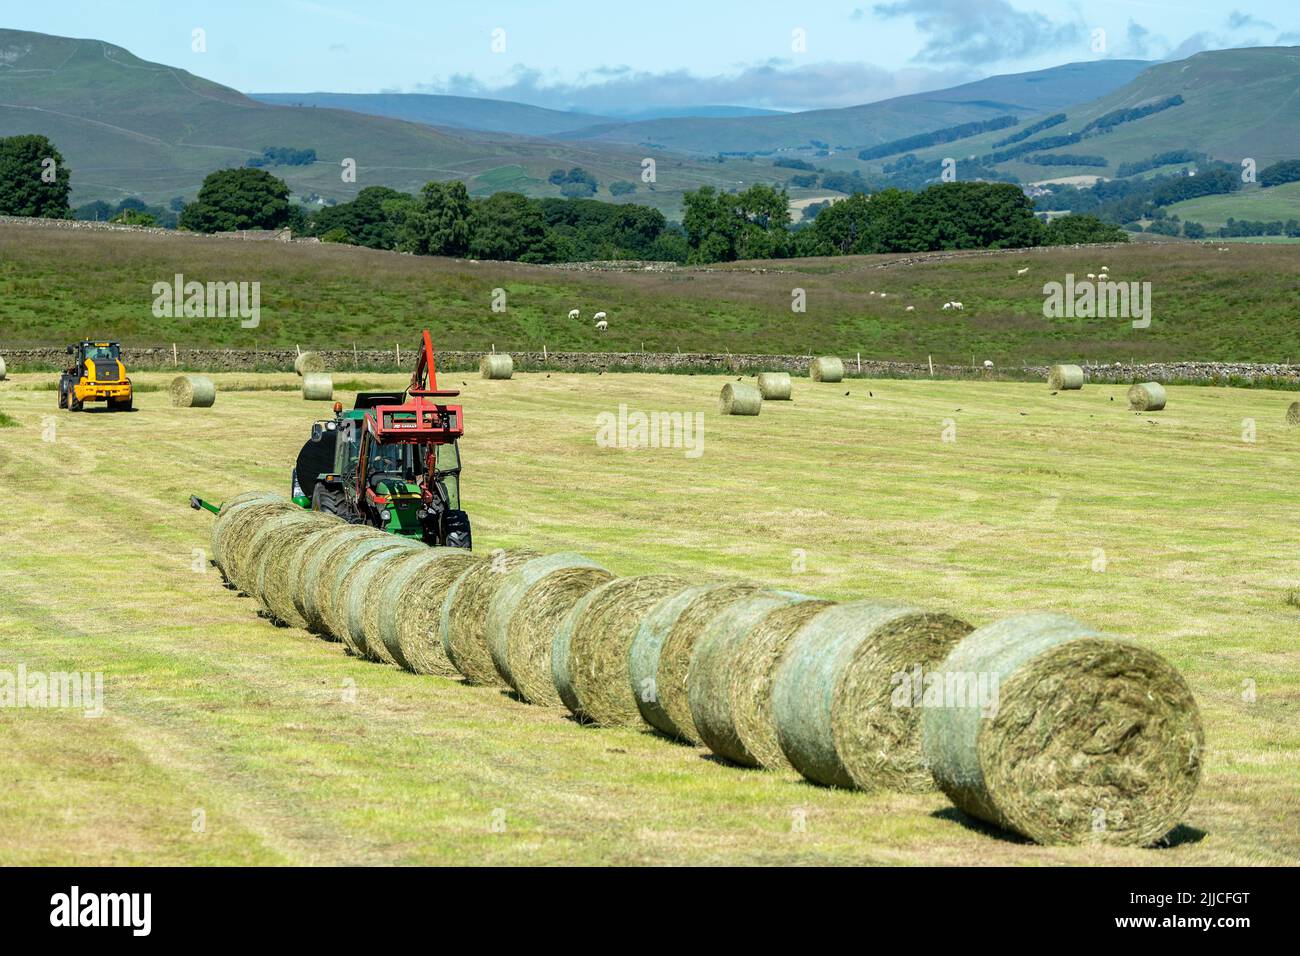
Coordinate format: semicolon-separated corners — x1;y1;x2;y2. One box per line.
57;381;68;410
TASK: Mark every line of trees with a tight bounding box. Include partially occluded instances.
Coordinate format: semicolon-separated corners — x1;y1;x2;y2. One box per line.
0;133;1148;267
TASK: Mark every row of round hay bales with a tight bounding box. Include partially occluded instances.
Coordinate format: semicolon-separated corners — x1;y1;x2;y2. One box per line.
205;494;1204;847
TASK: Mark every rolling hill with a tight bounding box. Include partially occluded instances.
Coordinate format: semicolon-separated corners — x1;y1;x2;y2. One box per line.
874;47;1300;183
554;60;1151;156
0;29;774;216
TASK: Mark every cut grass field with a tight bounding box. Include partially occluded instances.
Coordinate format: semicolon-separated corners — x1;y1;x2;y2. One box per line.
3;221;1300;366
0;369;1297;865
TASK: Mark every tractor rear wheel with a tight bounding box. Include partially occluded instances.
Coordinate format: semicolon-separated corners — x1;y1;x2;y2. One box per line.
57;380;68;409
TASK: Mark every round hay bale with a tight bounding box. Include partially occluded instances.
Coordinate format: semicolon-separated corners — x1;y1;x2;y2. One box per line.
624;580;759;743
719;382;762;416
382;548;485;675
341;543;431;662
554;575;693;725
216;498;298;590
922;612;1204;846
259;519;345;627
299;525;390;635
441;549;542;684
756;372;792;400
484;553;615;705
1127;381;1166;411
1287;401;1300;426
629;584;713;734
688;592;823;766
303;373;334;401
294;351;327;376
233;508;322;597
322;537;424;648
169;375;216;408
0;355;7;380
809;356;844;383
480;354;514;379
772;602;972;791
1047;364;1084;390
210;492;281;578
731;598;838;770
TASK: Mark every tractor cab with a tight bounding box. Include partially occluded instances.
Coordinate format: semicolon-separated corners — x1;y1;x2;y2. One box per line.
290;332;471;549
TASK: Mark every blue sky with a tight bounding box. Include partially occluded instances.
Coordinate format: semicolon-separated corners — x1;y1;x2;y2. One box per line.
6;1;1297;111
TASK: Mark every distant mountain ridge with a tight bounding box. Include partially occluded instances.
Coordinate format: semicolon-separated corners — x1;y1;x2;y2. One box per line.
250;92;613;137
553;60;1153;154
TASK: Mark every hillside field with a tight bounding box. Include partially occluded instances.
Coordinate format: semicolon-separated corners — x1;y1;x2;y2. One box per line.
1;368;1298;864
2;222;1300;366
1165;182;1300;230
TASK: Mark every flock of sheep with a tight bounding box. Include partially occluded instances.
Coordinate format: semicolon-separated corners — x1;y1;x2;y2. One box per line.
569;308;609;331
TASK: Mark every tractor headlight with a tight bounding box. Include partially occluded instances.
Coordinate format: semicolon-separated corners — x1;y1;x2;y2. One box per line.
379;509;391;523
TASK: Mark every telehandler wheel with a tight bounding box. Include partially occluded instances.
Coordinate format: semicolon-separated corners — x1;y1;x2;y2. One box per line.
57;381;68;410
68;392;83;412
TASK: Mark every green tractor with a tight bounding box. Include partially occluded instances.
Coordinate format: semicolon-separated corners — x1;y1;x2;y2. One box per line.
191;331;471;549
290;332;471;548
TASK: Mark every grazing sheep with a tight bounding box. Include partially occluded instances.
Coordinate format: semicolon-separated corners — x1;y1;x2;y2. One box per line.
880;292;887;298
595;320;608;331
1016;267;1029;275
905;305;915;312
1086;273;1096;279
942;302;953;310
594;311;608;322
952;301;964;310
568;309;580;320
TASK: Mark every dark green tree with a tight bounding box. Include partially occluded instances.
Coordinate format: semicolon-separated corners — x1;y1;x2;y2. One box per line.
311;185;410;249
0;134;72;218
1042;214;1129;245
178;167;291;232
398;180;472;256
467;192;554;262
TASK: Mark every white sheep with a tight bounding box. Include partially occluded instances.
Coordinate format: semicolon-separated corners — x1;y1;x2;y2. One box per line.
593;311;607;322
1016;267;1029;275
983;360;994;369
952;301;964;310
879;292;887;298
905;305;915;312
942;302;953;310
1086;273;1096;279
568;309;580;320
595;320;608;332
